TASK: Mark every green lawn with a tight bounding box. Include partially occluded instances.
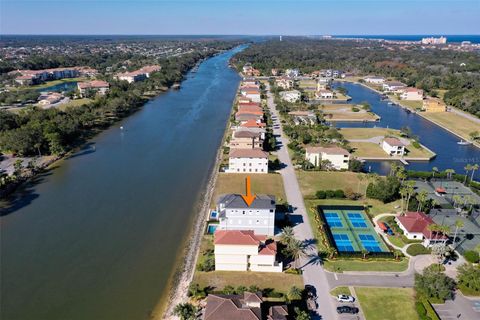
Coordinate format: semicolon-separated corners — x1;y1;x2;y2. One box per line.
192;271;303;294
58;98;92;110
355;287;418;320
324;258;409;273
340;127;400;140
330;286;351;297
211;173;286;208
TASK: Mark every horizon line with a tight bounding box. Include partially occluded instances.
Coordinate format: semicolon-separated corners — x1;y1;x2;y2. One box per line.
1;33;479;36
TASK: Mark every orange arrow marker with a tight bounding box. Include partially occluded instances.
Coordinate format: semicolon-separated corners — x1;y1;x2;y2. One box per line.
241;176;256;206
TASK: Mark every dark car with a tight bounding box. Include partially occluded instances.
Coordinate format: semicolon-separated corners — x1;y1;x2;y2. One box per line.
337;306;359;314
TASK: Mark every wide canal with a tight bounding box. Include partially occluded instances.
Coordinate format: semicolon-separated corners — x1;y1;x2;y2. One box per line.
0;46;244;320
333;82;480;176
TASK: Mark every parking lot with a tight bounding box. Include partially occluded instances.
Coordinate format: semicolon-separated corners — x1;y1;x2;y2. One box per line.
433;293;480;320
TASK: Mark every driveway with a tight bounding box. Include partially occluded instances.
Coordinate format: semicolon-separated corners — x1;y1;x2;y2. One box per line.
266;84;338;320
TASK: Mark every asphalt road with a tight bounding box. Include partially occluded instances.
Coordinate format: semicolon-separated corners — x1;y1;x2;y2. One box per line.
266;84;339;320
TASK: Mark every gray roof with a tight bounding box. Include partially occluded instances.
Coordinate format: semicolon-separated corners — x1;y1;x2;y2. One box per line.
218;194;276;210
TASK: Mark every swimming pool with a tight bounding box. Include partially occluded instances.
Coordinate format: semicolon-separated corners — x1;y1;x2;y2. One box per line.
207;224;218;234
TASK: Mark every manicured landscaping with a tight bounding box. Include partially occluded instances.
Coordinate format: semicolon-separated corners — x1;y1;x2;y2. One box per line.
324;258;409;273
211;173;286;208
349;141;434;159
355;287;418;320
340;127;399;140
406;243;431;256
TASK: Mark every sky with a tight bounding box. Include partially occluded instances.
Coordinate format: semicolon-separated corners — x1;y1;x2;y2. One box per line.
0;0;479;35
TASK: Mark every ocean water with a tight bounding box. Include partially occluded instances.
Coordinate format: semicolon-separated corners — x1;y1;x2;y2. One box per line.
332;35;480;43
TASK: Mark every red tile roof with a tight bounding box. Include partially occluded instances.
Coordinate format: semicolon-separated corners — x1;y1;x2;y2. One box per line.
241;119;266;128
229;148;268;159
214;230;266;246
397;212;447;240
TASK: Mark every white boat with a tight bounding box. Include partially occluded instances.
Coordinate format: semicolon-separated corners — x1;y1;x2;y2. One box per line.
457;140;472;145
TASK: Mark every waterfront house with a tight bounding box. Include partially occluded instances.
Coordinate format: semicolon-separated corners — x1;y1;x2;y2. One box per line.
400;87;424;101
423;97;446;112
216;193;276;236
203;291;263;320
235;127;266;140
229;131;264;149
240;87;261;103
279;90;301;103
214;230;282;272
242;79;259;87
77;80;110;97
226;148;268;174
395;212;447;247
364;76;385;84
315;89;335;100
288;111;316;125
238;105;263;115
305;146;351;170
241;119;266;129
382;137;406;156
235;112;263;123
382;81;407;92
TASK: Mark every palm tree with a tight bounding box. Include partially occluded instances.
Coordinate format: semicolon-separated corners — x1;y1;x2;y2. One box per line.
432;167;439;180
416;190;429;212
404;181;416;211
464;164;472;184
452;194;463;210
280;226;295;246
287;239;306;270
453;220;464;249
445;169;455;180
393;250;402;261
470;164;479;184
361;248;369;260
439;225;451;245
428;224;440;245
287;286;303;301
399;186;409;212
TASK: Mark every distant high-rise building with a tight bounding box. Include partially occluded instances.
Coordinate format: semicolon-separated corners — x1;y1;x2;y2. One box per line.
421;36;447;45
279;35;282;41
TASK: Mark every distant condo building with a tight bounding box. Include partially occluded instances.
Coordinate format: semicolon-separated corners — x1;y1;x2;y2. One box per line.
11;67;98;86
114;65;161;83
421;36;447;45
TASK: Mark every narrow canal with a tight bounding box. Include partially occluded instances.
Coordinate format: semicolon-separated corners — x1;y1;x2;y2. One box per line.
333;82;480;176
0;46;244;320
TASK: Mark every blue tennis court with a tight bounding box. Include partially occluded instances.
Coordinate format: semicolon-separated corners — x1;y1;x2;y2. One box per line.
358;234;383;252
325;212;343;228
347;212;368;228
333;234;354;252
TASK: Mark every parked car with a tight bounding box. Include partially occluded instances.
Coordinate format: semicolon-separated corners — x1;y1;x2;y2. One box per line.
337;294;355;303
337;306;359;314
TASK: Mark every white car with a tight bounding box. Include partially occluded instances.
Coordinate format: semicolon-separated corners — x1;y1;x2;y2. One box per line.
337;294;355;303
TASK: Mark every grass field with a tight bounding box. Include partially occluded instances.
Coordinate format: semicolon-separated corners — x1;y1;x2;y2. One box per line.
193;271;303;293
355;287;418;320
339;127;399;140
297;171;401;216
330;286;351;297
211;173;286;208
26;77;86;90
422;111;480;143
324;258;409;272
321;104;380;122
58;98;92;110
391;96;423;110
